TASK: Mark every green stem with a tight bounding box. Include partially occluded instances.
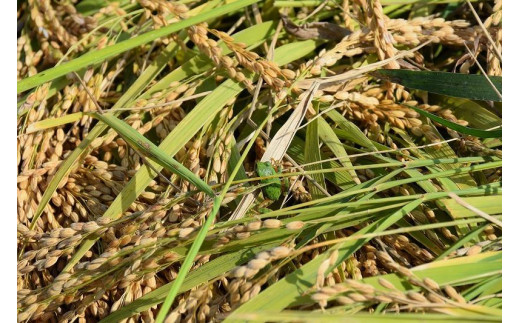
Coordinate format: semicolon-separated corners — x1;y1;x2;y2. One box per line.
91;112;215;197
219;182;501;227
237;162;501;219
226;156;499;185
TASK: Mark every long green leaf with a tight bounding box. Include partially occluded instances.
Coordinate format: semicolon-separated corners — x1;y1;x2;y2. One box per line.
304;117;327;198
439;195;502;218
372;70;502;102
326;109;377;150
436;224;489;260
317;116;359;184
404;104;502;138
433;95;502;130
92;112;214;196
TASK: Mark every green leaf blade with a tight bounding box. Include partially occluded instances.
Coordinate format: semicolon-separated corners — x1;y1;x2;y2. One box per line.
373;70;502;102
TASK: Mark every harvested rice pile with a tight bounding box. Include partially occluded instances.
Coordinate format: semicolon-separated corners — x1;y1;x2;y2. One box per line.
17;0;502;322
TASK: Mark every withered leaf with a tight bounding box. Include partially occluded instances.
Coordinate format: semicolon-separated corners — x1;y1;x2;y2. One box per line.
280;15;351;42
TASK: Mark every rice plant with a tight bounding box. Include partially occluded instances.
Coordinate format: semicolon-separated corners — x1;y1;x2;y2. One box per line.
17;0;502;322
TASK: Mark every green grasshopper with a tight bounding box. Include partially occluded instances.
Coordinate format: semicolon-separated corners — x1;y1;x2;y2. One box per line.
255;160;288;212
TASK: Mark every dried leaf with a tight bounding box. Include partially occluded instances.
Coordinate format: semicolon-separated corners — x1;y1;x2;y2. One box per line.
280;15;351;41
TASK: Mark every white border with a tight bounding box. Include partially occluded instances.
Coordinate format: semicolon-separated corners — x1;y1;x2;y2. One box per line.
4;0;17;320
502;1;514;322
